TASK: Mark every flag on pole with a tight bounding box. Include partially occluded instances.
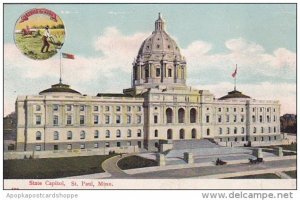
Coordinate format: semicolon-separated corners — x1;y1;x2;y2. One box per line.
232;66;237;78
62;52;75;59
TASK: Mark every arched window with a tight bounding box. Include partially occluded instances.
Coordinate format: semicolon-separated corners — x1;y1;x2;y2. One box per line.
178;108;185;123
252;115;256;123
274;127;276;133
67;131;72;140
80;131;85;139
167;129;172;139
190;108;197;123
94;130;99;139
36;131;41;140
180;129;185;139
219;128;222;135
207;128;210;136
191;129;196;139
137;129;142;137
127;129;132;138
241;127;245;134
116;130;121;138
154;129;158;137
105;130;110;138
54;131;59;140
166;108;173;123
227;127;230;134
253;127;256;133
234;127;237;134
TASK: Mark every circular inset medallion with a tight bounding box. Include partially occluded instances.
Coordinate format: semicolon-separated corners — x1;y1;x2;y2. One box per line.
14;8;65;60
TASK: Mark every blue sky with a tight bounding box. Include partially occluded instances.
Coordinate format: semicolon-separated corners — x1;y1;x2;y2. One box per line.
4;4;296;115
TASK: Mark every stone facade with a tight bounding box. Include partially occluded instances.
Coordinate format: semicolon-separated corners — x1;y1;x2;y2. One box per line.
15;14;282;153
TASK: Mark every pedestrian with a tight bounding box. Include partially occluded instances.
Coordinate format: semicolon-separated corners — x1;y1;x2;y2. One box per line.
41;25;50;53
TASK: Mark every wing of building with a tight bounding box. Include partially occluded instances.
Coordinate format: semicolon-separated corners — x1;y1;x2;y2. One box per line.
15;14;281;154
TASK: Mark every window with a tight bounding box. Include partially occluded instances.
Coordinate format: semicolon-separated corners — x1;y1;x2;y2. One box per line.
156;68;160;77
178;108;185;123
53;115;58;125
206;128;210;136
267;116;270;123
218;108;222;112
137;115;142;124
94;106;99;112
105;142;110;147
116;106;121;112
105;115;110;124
54;145;58;150
94;115;99;124
168;68;172;77
127;106;131;112
252;115;256;123
137;106;142;112
94;130;99;139
80;115;85;125
66;105;72;111
218;115;222;123
67;144;72;150
36;105;41;111
226;108;229;112
53;105;58;111
145;67;149;78
241;115;244;122
137;129;142;137
227;128;230;134
273;115;276;122
67;131;72;140
53;131;59;140
36;131;41;140
80;131;85;139
268;127;271;133
190;108;196;123
226;115;230;122
35;145;41;151
233;115;237;122
154;115;158;124
261;127;264;133
206;115;210;123
94;143;99;148
127;115;131;124
116;130;121;138
105;106;110;112
234;108;236;112
241;108;244;112
105;130;110;138
154;130;158;137
253;108;255;112
166;108;173;123
116;115;121;124
234;127;237;134
80;105;85;111
260;108;263;112
67;115;72;125
117;142;121;147
219;128;222;135
127;129;132;138
259;115;263;123
274;127;276;133
80;144;85;149
36;115;41;125
127;141;131;146
253;127;256;134
241;127;245;134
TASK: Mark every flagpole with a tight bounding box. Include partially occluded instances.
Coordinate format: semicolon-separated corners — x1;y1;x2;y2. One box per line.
234;64;237;91
59;52;62;84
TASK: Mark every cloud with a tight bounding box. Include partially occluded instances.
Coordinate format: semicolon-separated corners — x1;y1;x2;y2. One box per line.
4;29;296;115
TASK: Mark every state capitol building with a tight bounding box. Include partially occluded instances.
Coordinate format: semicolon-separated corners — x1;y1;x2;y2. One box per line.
15;14;281;153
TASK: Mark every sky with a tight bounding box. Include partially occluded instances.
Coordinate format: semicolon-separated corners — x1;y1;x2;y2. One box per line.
3;3;296;115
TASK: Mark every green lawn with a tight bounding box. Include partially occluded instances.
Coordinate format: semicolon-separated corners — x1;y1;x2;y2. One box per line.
118;155;158;170
226;173;281;179
284;170;297;178
4;155;114;179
